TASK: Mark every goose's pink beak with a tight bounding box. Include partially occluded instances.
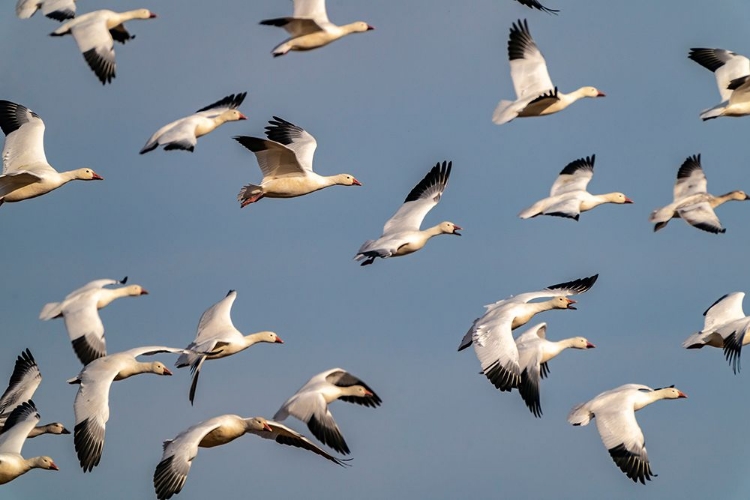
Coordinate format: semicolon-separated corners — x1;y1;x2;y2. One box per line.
92;172;104;180
263;422;273;432
566;298;577;310
596;91;606;97
149;12;157;18
162;368;173;376
677;391;688;399
364;390;373;396
275;336;284;344
352;178;362;186
367;25;375;31
238;113;247;121
624;197;634;204
140;289;149;295
586;342;596;349
49;462;59;471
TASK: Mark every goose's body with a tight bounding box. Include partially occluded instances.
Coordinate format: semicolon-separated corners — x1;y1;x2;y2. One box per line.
0;401;59;485
688;48;750;120
16;0;75;20
174;290;283;404
514;323;595;417
458;275;598;392
0;100;102;206
519;155;632;221
683;292;750;373
50;8;157;84
650;154;749;234
260;0;373;56
140;93;248;154
40;277;149;365
0;350;70;438
153;414;346;499
568;384;686;484
492;19;604;125
234;116;360;207
354;161;461;266
274;368;381;455
68;346;183;472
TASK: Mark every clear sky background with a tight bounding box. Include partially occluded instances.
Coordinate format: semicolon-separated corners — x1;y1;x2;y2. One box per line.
2;0;750;498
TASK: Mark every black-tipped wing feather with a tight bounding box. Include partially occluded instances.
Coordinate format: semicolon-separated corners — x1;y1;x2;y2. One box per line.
83;48;115;85
0;349;41;415
515;0;559;14
677;154;702;180
508;19;536;61
404;161;451;204
307;413;349;455
0;101;40;137
153;455;187;500
559;155;595;177
723;331;744;374
688;48;733;73
546;274;598;295
74;417;105;472
196;92;247;113
483;361;520;392
326;371;382;407
608;443;655;484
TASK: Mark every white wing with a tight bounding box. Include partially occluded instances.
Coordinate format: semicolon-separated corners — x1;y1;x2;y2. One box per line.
593;403;654;484
262;117;317;172
69;14;117;85
689;48;750;102
274;389;350;455
193;290;238;343
0;350;42;423
673;155;707;201
0;400;39;454
234;136;307;178
72;360;115;471
61;292;107;365
507;19;554;100
703;292;746;331
382;161;452;234
0;100;51;174
140;117;199;154
677;202;724;234
550;155;595;196
293;0;329;22
153;417;225;500
515;324;545;417
472;309;521;392
64;278;124;300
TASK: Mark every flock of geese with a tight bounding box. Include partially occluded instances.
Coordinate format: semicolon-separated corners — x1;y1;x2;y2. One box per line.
2;0;750;496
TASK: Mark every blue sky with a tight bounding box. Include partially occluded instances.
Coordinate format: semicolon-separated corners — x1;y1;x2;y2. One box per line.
2;0;750;498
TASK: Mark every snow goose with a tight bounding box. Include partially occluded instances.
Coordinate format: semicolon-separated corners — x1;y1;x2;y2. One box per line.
514;323;595;417
68;345;185;472
259;0;374;57
140;93;248;154
688;48;750;120
153;414;346;499
568;384;686;484
0;100;102;206
50;8;157;85
0;401;59;484
174;290;283;405
650;154;749;234
492;19;604;125
16;0;75;20
273;368;381;455
457;275;598;392
518;155;632;221
39;277;149;365
514;0;558;14
233;116;361;206
683;292;750;374
0;350;70;438
354;161;461;266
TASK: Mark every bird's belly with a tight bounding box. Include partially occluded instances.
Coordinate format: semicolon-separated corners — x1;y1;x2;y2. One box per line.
199;428;242;448
264;177;325;198
290;32;339;51
2;179;56;202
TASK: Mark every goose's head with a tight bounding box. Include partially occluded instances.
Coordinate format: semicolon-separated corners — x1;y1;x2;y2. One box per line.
570;337;596;349
75;168;104;181
581;86;605;98
655;385;688;400
150;361;172;376
245;417;273;433
133;8;157;19
259;331;284;344
34;456;59;471
342;385;374;398
730;190;750;201
45;422;71;435
222;109;247;122
349;21;375;33
552;296;577;310
608;192;633;204
439;221;462;236
126;285;149;296
335;174;362;187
